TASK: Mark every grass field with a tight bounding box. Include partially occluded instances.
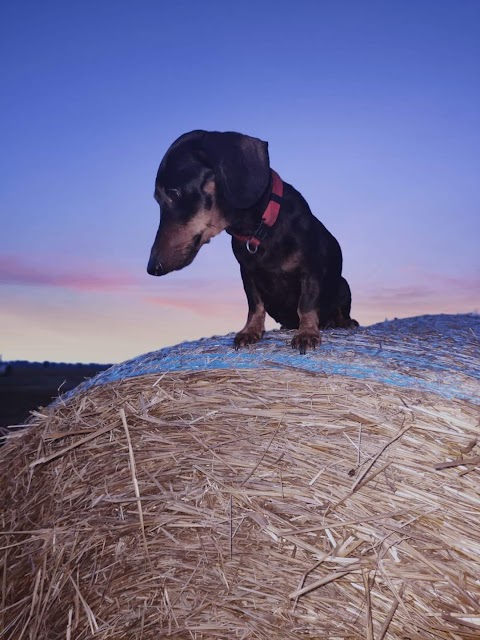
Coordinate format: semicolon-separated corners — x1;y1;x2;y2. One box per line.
0;362;111;430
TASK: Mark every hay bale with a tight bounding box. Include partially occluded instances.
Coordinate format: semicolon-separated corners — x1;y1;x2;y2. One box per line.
1;315;479;639
69;313;480;404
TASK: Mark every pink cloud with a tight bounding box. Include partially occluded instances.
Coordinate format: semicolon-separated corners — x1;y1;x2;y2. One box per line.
428;272;480;292
358;267;480;303
144;293;244;318
345;266;479;325
400;266;480;291
0;254;140;292
143;266;479;325
355;280;478;326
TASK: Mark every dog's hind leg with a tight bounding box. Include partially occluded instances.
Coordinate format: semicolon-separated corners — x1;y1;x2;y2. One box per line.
336;277;359;328
322;277;359;328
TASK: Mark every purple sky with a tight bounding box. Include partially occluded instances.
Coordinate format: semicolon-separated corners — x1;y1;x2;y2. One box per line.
1;0;479;363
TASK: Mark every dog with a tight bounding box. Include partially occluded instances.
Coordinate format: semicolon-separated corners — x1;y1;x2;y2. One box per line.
147;130;358;354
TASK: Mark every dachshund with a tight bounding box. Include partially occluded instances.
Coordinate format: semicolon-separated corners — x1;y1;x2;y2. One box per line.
147;130;358;353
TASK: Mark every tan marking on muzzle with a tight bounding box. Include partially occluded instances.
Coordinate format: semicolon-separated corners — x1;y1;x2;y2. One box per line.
162;184;228;261
151;180;229;272
178;180;227;244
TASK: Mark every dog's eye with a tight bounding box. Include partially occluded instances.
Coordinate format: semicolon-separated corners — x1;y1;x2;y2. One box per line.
165;188;181;201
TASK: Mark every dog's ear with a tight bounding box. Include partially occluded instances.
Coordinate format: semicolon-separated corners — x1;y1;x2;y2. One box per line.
201;132;270;209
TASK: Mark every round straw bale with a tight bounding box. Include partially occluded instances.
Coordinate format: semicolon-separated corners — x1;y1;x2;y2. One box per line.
1;315;479;639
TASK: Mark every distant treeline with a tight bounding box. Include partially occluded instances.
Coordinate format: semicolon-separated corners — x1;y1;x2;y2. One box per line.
5;361;112;369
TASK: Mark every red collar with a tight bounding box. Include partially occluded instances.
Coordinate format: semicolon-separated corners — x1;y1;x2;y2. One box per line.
232;170;283;254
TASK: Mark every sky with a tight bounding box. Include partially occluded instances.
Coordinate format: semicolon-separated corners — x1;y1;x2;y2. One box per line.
1;0;479;363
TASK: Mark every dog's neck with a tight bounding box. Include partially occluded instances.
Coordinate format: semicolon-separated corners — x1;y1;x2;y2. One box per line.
225;170;282;245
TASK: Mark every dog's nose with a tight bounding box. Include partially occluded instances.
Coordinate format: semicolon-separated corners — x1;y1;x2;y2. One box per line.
147;257;165;276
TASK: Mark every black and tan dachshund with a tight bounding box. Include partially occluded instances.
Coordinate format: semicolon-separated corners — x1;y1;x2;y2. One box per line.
147;130;358;354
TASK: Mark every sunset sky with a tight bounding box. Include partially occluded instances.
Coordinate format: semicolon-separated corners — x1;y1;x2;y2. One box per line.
1;0;479;363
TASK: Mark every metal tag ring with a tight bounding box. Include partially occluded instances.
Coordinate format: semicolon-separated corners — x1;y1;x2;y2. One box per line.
246;239;258;254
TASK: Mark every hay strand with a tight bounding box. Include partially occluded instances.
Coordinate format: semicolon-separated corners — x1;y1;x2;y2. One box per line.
120;408;150;566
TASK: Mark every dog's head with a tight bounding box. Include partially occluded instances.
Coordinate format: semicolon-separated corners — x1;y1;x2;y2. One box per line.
147;130;270;276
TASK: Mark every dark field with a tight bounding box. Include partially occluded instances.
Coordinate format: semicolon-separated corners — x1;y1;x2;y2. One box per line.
0;362;111;430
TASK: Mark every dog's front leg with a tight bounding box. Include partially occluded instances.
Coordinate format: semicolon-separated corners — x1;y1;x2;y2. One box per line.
291;277;321;355
234;269;266;349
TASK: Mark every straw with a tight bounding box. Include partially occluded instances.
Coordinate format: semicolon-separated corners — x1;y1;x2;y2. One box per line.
1;367;479;639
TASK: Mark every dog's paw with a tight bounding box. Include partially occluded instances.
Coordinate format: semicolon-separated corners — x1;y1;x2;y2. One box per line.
234;331;263;350
291;330;321;355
